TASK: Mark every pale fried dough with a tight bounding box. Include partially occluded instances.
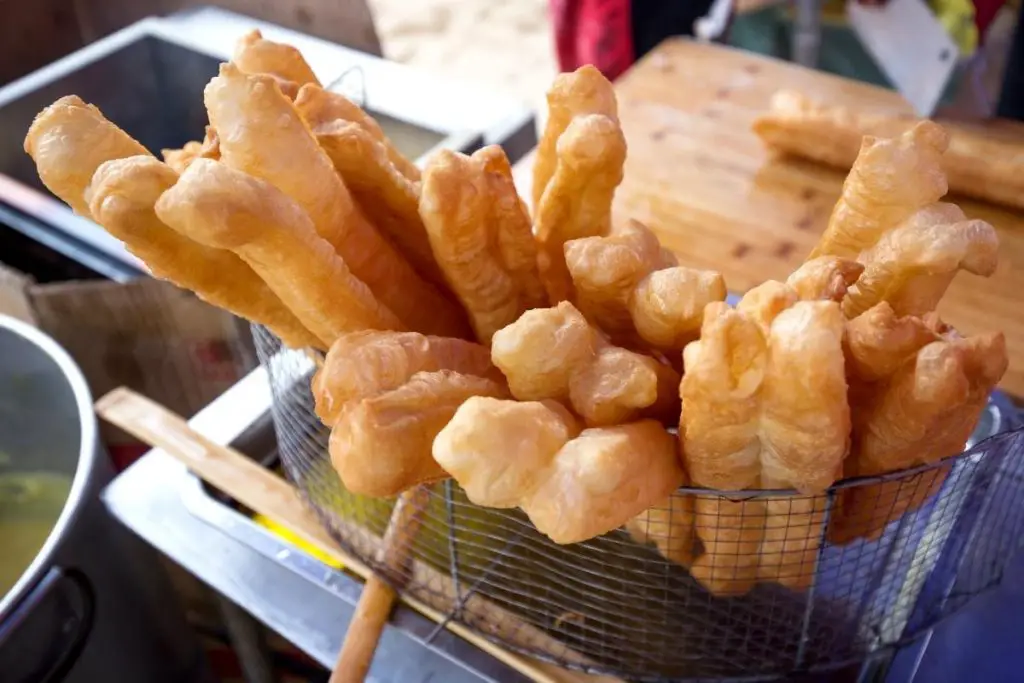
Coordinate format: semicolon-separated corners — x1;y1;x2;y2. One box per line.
490;301;597;401
680;302;767;490
420;147;545;343
433;397;581;508
532;65;618;211
565;220;668;340
232;29;320;88
433;397;682;544
295;84;421;182
760;301;850;493
491;302;678;426
88;156;319;349
754;90;1024;210
629;266;727;352
535;113;627;303
843;204;999;318
204;64;468;338
785;256;864;302
527;420;683;544
24;95;150;217
808;121;949;260
155;159;403;346
331;370;507;496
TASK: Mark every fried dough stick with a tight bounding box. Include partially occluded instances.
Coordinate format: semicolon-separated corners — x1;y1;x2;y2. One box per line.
831;331;1007;542
843;203;999;318
420;148;547;343
233;29;320;96
204;63;469;338
535;114;627;303
89;156;319;348
24;95;150;217
754;90;1024;210
490;302;679;426
433;397;683;544
313;331;506;496
24;97;318;348
532;64;618;211
156;159;403;347
162;127;220;174
295;84;420;181
808;122;949;260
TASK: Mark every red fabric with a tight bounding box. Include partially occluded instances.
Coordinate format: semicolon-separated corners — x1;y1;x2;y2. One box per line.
973;0;1009;43
549;0;635;80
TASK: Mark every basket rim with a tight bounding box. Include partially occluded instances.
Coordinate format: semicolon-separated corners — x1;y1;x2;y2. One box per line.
673;427;1024;499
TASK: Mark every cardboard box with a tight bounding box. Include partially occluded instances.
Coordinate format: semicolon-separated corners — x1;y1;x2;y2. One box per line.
0;262;257;469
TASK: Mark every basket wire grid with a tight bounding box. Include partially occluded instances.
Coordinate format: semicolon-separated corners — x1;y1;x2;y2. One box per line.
253;325;1024;682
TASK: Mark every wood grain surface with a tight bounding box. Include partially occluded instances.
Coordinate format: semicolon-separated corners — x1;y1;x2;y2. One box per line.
515;39;1024;398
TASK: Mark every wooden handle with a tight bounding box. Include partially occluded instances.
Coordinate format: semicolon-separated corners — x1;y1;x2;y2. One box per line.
329;577;396;682
330;486;430;682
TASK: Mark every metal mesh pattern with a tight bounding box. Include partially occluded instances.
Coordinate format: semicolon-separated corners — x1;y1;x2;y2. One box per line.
253;325;1024;681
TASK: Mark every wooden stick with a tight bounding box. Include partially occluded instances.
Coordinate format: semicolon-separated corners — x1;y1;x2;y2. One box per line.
95;387;620;683
330;487;428;682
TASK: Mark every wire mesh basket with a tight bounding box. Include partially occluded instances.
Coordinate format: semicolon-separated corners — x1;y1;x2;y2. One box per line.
253;324;1024;681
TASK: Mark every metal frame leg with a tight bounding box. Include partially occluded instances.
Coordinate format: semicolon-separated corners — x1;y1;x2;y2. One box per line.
792;0;822;67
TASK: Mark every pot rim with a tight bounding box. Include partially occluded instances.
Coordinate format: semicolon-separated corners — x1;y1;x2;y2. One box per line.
0;314;98;620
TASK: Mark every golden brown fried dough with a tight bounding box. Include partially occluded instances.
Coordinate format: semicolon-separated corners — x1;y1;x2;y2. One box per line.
295;84;421;182
312;330;501;424
204;63;468;338
831;332;1007;542
161;127;220;174
843;302;942;383
309;119;445;288
475;145;548;307
627;495;698;568
434;397;682;543
532;65;618;211
420;147;545;343
844;204;999;318
809;121;949;260
232;29;320;88
690;495;765;597
535;113;627;303
312;331;506;496
88;156;319;348
25;95;150;217
155;159;402;346
330;370;507;496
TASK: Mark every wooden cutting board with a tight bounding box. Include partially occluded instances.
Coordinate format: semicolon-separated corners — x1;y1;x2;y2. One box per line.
515;39;1024;398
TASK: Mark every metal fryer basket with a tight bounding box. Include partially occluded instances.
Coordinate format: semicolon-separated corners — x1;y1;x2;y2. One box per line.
253;324;1024;682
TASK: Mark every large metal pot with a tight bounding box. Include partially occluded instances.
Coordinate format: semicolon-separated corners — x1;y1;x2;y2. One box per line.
0;315;211;683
